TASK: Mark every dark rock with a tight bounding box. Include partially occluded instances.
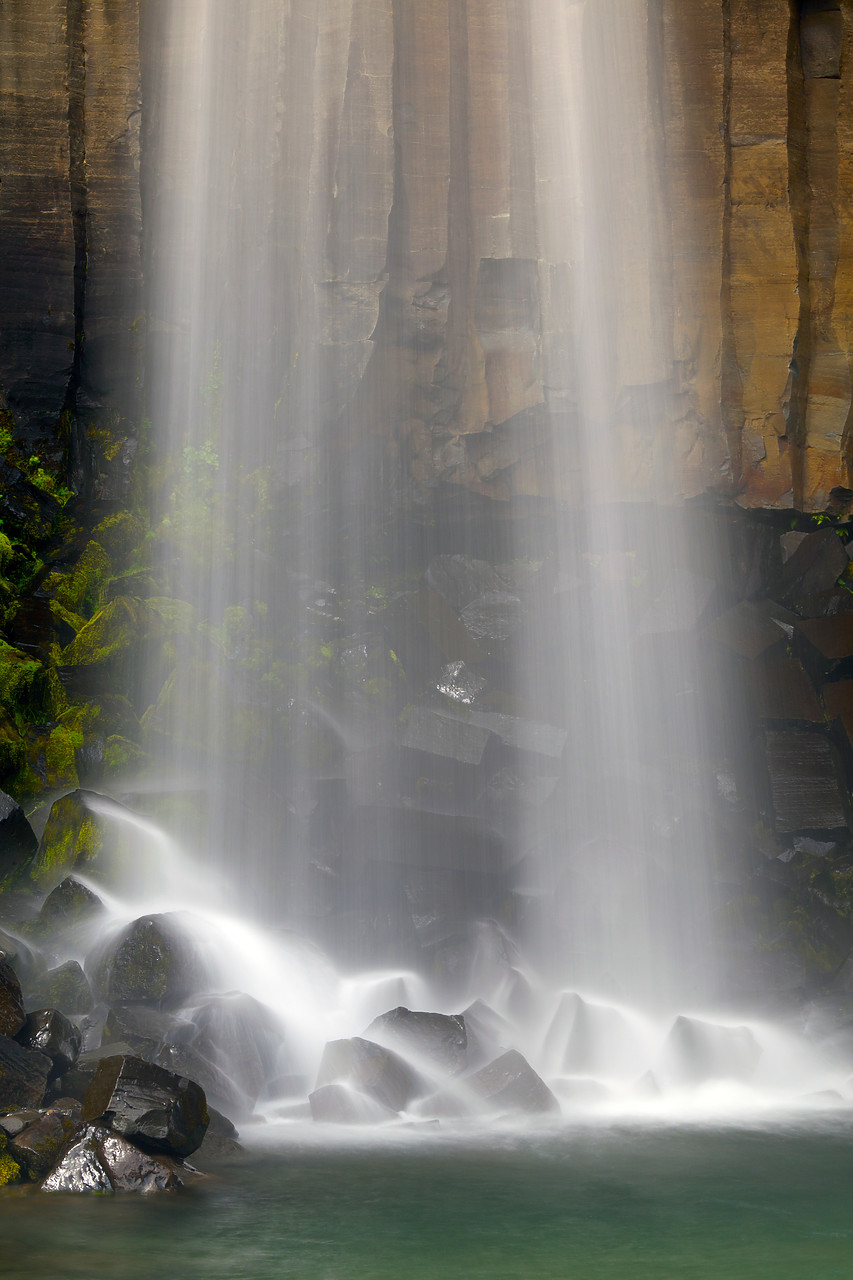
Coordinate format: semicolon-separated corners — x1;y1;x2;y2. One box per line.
0;929;43;989
464;1049;559;1115
658;1016;761;1085
315;1037;421;1113
153;1041;249;1120
0;789;38;883
459;1000;512;1069
462;710;567;762
38;876;104;930
0;955;25;1036
103;1003;192;1057
425;555;508;614
27;960;93;1014
762;729;849;833
0;1035;51;1110
186;992;285;1107
96;914;208;1007
8;1105;80;1179
780;529;849;610
15;1009;82;1079
459;592;522;645
82;1054;209;1158
364;1007;468;1076
41;1122;199;1194
309;1082;397;1124
0;1109;40;1137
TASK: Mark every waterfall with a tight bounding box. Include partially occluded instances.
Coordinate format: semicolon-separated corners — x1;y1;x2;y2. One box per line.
99;0;853;1120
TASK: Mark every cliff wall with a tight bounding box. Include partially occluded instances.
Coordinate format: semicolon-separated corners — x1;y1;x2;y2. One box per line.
1;1;852;511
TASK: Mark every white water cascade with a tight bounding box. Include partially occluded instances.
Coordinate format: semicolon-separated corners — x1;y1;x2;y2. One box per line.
57;0;853;1126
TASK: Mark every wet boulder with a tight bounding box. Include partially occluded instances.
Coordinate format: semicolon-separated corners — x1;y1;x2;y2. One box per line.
0;1035;51;1110
309;1082;397;1125
38;876;105;931
15;1009;82;1079
26;960;93;1015
0;955;25;1036
153;1041;248;1120
30;789;116;890
185;992;285;1108
0;789;38;883
102;1003;192;1058
82;1054;209;1158
41;1122;199;1194
464;1049;559;1115
7;1103;81;1179
459;592;522;646
425;555;508;614
96;913;209;1008
315;1037;421;1114
364;1007;468;1077
658;1016;761;1086
780;528;849;610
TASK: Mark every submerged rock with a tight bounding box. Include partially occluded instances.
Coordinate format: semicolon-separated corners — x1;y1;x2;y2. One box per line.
0;1035;51;1110
364;1007;468;1076
82;1054;209;1158
315;1037;421;1114
0;955;25;1036
0;789;38;883
15;1009;82;1079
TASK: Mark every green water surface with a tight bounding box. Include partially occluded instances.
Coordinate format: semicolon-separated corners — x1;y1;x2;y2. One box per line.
1;1121;852;1280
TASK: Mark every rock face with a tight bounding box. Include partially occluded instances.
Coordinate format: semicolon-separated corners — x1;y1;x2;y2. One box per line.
41;1122;196;1194
2;3;853;509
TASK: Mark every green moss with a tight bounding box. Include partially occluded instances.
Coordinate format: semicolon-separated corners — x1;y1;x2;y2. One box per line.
0;639;58;726
61;596;158;669
102;734;146;777
44;540;111;617
0;1149;21;1187
30;793;108;890
91;510;145;559
0;533;13;570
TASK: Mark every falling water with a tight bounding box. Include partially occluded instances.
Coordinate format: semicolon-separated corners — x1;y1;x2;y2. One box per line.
95;0;853;1122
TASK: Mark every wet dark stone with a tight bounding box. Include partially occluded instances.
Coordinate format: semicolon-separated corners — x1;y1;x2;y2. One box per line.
153;1041;249;1120
103;1003;191;1057
308;1082;397;1124
459;591;522;645
97;914;208;1008
0;789;38;883
8;1104;81;1179
41;1122;199;1194
0;1035;51;1110
15;1009;82;1079
38;876;104;930
464;1049;559;1115
82;1054;209;1159
0;955;25;1036
0;929;43;990
364;1007;468;1076
780;529;849;610
27;960;93;1015
425;555;508;614
763;729;850;833
400;706;492;766
434;660;487;706
315;1037;421;1113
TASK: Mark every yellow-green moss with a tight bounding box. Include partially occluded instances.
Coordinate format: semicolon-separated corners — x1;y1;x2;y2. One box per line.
0;1133;21;1187
92;510;145;559
61;596;158;669
43;540;111;616
30;795;107;890
0;533;13;570
102;734;146;777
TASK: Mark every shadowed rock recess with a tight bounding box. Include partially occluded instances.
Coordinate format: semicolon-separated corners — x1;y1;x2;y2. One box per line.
5;0;853;1193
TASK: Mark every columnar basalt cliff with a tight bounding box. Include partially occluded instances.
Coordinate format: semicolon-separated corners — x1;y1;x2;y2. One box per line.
2;1;852;511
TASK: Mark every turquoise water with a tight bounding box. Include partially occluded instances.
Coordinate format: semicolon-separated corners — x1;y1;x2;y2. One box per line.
2;1121;852;1279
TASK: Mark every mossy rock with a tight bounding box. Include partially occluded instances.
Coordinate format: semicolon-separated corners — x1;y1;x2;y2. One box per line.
102;735;147;779
43;540;111;617
26;961;92;1015
0;638;58;725
0;1132;21;1186
61;596;164;670
0;532;13;571
30;789;115;890
0;710;26;787
96;913;209;1007
91;511;145;560
59;695;142;745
